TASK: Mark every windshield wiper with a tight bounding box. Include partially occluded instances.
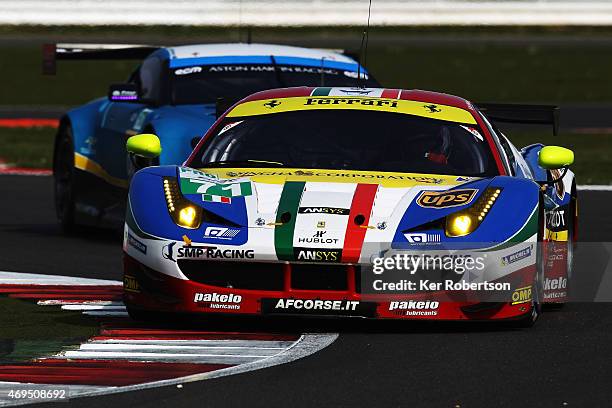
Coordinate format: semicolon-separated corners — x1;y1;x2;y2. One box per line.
200;159;286;168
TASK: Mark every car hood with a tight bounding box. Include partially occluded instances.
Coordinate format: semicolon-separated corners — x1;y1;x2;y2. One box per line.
177;167;488;232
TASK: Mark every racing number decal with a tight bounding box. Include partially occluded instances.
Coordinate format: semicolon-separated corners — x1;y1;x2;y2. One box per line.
181;179;252;197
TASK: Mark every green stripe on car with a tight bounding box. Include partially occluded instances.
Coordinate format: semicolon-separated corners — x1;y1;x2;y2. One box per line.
274;181;305;261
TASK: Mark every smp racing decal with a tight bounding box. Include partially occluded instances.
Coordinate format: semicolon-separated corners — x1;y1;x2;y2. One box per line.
416;189;478;208
162;243;254;261
262;298;376;317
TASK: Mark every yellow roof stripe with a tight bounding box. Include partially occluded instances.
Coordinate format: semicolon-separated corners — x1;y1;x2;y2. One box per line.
226;96;477;124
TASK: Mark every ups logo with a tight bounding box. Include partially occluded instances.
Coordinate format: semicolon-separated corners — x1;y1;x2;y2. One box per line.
416;189;478;208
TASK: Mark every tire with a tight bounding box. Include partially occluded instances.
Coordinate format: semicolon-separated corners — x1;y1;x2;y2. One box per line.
53;124;76;232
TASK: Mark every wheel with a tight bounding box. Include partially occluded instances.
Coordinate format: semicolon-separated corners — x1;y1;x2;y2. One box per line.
53;124;76;232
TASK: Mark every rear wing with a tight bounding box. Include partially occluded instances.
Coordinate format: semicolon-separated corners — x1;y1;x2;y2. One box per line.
476;103;559;136
42;43;159;75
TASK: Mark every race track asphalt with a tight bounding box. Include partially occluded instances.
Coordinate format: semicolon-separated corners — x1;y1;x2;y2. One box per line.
1;175;611;408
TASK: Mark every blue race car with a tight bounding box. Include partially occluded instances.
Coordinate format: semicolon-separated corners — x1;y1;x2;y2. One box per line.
48;43;378;231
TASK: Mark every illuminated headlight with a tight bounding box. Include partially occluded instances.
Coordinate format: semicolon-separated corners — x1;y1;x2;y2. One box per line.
163;177;202;229
445;188;502;237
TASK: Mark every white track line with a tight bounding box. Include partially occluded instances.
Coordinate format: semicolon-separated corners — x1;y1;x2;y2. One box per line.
60;305;126;311
56;351;273;364
90;339;296;348
577;185;612;191
0;271;121;286
78;343;284;352
38;300;122;306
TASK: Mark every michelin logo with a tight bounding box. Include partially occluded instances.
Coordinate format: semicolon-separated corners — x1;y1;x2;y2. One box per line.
502;245;533;266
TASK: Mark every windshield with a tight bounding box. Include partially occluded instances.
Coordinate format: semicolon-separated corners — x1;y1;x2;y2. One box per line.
171;64;378;104
191;109;499;177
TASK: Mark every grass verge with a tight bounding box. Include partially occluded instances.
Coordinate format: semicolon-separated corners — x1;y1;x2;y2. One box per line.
2;26;612;104
0;127;55;168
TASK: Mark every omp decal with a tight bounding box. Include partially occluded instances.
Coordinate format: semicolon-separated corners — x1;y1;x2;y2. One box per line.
123;275;140;293
342;184;378;263
416;189;478;208
226;96;477;124
74;153;128;189
274;181;306;261
511;285;533;305
202;168;459;188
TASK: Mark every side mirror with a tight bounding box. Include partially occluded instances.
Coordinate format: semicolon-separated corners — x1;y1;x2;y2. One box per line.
108;83;141;102
538;146;574;170
126;134;161;158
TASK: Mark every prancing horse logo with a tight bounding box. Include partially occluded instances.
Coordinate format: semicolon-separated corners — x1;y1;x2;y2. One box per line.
423;104;442;113
264;100;281;109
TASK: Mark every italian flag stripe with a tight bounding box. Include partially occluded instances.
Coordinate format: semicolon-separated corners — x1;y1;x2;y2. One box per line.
274;181;306;261
311;87;332;96
342;184;378;263
203;195;231;203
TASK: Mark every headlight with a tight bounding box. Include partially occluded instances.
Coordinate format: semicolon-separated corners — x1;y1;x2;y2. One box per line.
163;177;202;229
445;188;501;237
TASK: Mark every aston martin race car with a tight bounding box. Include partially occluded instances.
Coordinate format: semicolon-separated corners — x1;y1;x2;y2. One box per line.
122;86;577;326
49;43;377;231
